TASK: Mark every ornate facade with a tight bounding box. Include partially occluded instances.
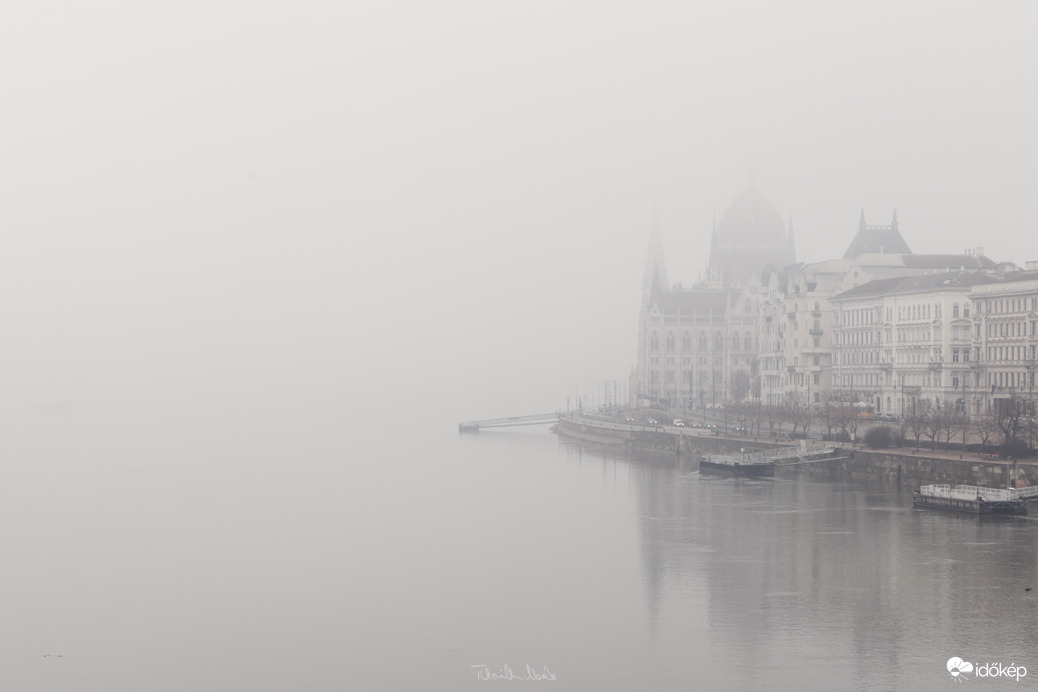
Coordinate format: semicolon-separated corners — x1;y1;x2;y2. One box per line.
631;182;793;410
630;183;1012;421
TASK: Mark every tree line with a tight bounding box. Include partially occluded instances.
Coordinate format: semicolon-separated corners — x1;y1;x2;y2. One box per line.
723;392;1035;457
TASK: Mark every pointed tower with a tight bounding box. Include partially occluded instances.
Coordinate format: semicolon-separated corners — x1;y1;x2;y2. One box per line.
707;211;718;275
785;213;797;266
641;211;668;310
633;212;669;407
844;208;912;259
707;210;726;286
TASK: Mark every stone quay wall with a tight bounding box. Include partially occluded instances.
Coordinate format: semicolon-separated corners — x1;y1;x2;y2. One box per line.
555;415;1038;488
785;448;1038;488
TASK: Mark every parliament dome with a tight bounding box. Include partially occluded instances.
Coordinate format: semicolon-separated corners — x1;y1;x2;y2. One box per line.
708;183;796;286
714;186;787;252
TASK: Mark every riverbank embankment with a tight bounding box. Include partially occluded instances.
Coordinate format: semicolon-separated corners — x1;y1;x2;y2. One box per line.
555;414;1038;488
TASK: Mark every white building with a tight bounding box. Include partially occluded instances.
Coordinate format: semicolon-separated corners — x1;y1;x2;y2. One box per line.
830;271;994;417
969;267;1038;415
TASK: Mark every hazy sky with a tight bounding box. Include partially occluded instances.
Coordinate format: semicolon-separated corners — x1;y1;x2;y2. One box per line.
4;1;1038;424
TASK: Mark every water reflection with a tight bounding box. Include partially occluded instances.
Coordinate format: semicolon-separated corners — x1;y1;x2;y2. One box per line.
561;437;1038;690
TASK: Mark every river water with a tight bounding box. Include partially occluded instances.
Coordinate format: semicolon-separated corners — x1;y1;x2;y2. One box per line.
4;418;1036;691
369;426;1038;691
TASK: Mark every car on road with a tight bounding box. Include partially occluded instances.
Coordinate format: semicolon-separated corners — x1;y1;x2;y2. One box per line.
647;418;658;425
673;419;685;427
625;416;635;422
691;422;703;428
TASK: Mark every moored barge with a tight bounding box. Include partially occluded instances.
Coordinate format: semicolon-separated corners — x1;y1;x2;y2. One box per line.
913;484;1028;515
699;453;775;477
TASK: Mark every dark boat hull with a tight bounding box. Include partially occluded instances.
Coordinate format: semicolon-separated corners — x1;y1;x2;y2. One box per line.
699;460;775;477
912;493;1027;515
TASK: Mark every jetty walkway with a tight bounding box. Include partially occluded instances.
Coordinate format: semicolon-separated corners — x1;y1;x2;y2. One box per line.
458;412;560;432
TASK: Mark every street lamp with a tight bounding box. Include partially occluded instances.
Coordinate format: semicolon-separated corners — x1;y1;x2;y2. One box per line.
898;374;906;440
724;378;729;432
688;368;694;420
1028;364;1035;457
807;367;812;439
961;369;968;452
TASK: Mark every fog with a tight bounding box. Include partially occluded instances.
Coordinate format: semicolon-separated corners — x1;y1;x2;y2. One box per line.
5;1;1037;426
3;2;1038;688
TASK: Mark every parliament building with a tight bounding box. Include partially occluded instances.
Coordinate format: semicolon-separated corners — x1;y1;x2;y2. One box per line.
630;181;1016;418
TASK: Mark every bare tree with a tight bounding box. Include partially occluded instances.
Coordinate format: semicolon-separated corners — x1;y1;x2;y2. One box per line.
904;401;926;447
783;392;808;436
836;402;861;442
820;395;840;440
765;398;779;437
942;411;967;450
747;399;764;437
920;400;942;450
974;413;1000;450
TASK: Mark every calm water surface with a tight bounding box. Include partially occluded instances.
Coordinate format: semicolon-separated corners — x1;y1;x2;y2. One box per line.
383;426;1038;692
4;418;1036;691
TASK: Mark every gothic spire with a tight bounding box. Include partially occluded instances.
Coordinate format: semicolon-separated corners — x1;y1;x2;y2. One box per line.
642;212;668;308
786;213;796;264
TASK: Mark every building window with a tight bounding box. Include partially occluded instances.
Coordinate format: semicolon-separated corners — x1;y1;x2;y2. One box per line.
683;333;691;351
666;334;675;351
651;334;659;350
952;304;959;318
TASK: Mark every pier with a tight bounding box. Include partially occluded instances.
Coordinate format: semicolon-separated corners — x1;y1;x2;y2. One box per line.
459;412;560;432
